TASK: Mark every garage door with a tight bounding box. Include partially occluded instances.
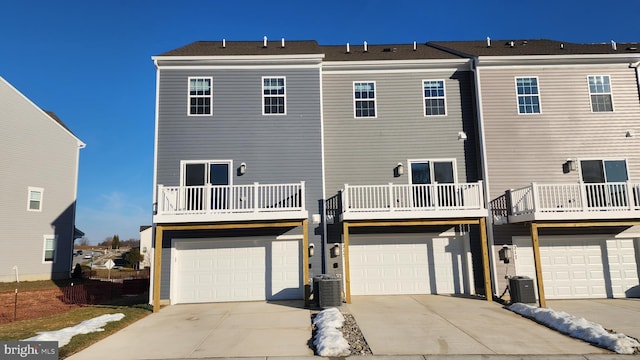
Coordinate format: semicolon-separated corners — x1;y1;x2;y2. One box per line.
349;233;471;296
513;235;639;299
173;238;300;303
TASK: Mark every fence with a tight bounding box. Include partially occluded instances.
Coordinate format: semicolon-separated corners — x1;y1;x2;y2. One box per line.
0;276;149;324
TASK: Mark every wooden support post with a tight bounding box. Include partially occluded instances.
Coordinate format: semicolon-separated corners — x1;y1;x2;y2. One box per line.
152;225;163;312
343;221;352;304
530;222;546;308
479;217;492;302
302;219;310;307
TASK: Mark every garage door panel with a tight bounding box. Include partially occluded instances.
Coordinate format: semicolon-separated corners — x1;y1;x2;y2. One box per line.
514;235;639;299
350;234;469;296
173;238;300;303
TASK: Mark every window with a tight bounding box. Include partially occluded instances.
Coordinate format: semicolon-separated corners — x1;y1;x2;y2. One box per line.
43;235;56;262
515;77;540;114
423;80;446;116
188;77;212;115
181;160;232;210
409;160;456;185
263;77;286;115
354;82;376;118
588;75;613;112
27;187;43;211
580;159;628;208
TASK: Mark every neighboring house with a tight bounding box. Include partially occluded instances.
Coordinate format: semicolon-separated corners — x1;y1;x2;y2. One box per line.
320;42;491;302
151;39;325;309
0;76;85;282
432;39;640;305
139;225;153;269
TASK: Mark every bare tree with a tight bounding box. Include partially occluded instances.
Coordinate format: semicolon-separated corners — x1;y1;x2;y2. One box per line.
77;237;90;246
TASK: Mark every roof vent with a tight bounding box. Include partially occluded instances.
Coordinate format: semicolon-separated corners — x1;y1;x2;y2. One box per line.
628;47;638;51
522;40;528;45
222;39;226;48
263;36;268;48
383;48;391;52
393;47;397;52
560;43;564;49
346;42;350;53
413;41;417;51
486;36;491;48
364;41;368;52
611;40;617;51
281;38;285;48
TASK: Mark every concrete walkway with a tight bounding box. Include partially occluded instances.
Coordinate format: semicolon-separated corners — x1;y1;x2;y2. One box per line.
67;301;314;360
345;295;610;355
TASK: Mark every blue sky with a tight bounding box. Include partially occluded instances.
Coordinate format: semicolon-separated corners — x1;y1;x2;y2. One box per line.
1;0;636;244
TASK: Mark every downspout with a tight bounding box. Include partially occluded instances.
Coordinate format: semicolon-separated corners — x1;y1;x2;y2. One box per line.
471;58;499;297
150;58;161;306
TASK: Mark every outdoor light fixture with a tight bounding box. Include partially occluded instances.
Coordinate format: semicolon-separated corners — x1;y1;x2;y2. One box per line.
563;159;577;173
239;162;247;175
330;243;341;257
458;131;467;141
626;130;634;138
308;244;315;257
395;162;404;177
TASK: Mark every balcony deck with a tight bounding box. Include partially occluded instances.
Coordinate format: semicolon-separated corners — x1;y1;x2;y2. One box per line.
340;181;488;221
507;182;640;223
153;182;308;224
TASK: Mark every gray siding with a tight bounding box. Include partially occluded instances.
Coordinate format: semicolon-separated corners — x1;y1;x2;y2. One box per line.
323;68;479;196
479;64;640;201
0;78;80;281
156;67;324;298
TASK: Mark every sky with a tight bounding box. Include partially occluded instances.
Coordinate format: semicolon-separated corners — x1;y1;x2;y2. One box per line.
1;0;637;244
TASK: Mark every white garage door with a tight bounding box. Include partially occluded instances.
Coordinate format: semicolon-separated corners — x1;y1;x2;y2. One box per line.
173;238;300;304
514;235;639;299
349;233;471;296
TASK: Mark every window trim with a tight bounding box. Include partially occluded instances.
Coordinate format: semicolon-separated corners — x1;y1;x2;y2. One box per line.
262;76;287;116
187;77;213;116
179;160;233;186
353;81;377;118
422;79;447;117
43;235;57;263
27;187;44;212
587;75;614;113
515;76;541;115
407;158;458;184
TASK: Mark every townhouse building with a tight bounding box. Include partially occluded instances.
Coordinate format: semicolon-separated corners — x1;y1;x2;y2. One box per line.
0;76;85;282
432;39;640;305
151;37;640;309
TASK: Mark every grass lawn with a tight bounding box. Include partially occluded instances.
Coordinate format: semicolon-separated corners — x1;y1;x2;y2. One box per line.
0;279;75;293
0;304;151;359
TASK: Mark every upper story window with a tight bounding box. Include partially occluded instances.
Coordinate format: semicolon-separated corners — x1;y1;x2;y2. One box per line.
188;77;212;115
27;187;43;211
423;80;446;116
515;77;540;114
263;77;286;115
588;75;614;112
354;82;376;118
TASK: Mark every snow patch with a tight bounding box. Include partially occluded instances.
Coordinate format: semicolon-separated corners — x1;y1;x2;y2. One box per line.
22;313;125;347
313;307;350;357
509;303;639;354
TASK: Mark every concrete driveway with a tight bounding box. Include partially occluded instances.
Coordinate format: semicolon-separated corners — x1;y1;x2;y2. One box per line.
547;298;640;341
67;301;314;360
345;295;611;355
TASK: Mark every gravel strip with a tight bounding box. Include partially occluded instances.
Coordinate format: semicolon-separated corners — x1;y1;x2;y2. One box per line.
311;310;373;356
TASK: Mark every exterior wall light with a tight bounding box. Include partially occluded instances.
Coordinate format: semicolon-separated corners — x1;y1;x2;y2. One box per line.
563;159;577;173
239;162;247;175
458;131;467;141
395;162;404;177
330;243;341;257
308;244;315;257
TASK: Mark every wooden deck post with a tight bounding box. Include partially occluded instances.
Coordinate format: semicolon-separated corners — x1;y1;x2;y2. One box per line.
530;222;546;308
343;221;352;304
479;217;492;301
152;225;164;312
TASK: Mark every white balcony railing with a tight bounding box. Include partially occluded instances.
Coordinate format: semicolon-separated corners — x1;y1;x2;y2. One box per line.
341;181;487;220
508;181;640;222
154;182;307;223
